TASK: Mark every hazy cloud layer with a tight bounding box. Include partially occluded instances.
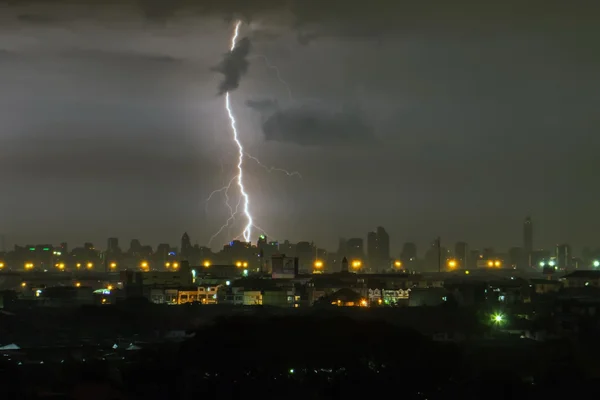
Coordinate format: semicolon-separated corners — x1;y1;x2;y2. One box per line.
261;106;372;146
212;36;251;95
245;98;279;113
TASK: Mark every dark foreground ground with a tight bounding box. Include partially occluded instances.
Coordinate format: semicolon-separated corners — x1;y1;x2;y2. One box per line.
2;309;600;399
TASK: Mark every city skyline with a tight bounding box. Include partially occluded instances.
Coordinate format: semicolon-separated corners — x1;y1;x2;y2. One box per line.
0;1;598;253
1;216;597;259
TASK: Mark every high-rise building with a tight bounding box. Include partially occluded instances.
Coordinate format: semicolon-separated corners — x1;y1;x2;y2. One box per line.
556;244;572;270
523;216;533;266
454;242;468;268
346;238;364;260
367;227;390;270
107;238;119;253
181;232;192;259
400;242;417;264
129;239;142;255
257;234;267;249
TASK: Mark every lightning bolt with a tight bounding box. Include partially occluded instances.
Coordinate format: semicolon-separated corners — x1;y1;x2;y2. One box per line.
246;153;302;178
253;54;293;103
207;20;304;247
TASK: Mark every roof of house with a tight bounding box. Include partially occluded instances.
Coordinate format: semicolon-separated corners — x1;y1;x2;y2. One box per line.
562;270;600;279
331;288;362;303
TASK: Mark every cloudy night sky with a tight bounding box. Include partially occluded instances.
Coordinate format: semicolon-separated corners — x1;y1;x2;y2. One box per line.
0;0;598;253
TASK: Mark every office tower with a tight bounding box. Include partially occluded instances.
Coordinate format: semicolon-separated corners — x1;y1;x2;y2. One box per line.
556;244;572;270
454;242;468;268
367;227;390;270
181;232;192;259
400;242;417;264
346;238;364;260
523;216;533;266
107;238;119;253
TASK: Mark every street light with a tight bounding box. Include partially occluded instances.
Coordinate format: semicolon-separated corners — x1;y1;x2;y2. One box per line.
394;260;402;268
593;260;600;268
203;261;211;268
86;262;93;269
314;260;324;269
110;262;117;270
447;259;457;268
492;313;505;325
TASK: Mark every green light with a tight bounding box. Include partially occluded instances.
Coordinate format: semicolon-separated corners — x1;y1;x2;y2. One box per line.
492;313;505;325
259;235;265;239
42;248;50;251
29;248;35;251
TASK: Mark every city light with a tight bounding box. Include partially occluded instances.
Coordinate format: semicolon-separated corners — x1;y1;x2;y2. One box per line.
594;260;600;268
24;262;34;270
172;262;179;269
0;262;5;268
203;261;211;268
360;299;368;307
165;262;171;268
75;282;81;287
58;263;65;270
21;282;26;287
494;260;501;267
86;262;93;269
76;263;81;268
314;260;324;268
107;285;113;291
351;260;362;269
236;261;243;268
394;260;402;268
110;262;117;270
447;259;457;268
548;260;556;267
487;260;502;268
492;313;505;324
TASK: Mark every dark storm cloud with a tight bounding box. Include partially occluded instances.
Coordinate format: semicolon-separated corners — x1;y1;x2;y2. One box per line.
9;0;595;34
261;106;372;147
59;48;182;67
245;98;278;113
212;36;251;95
16;13;59;25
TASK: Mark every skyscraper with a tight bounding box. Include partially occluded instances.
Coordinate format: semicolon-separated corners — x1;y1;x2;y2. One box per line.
454;242;468;269
346;238;364;260
523;216;533;266
181;232;192;260
556;244;572;270
367;227;390;270
400;242;417;265
107;238;119;253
